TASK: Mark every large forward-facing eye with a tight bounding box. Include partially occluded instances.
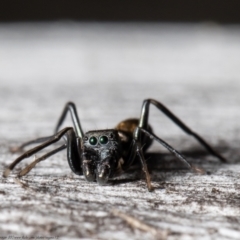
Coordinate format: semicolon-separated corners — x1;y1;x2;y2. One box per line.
89;136;97;145
99;136;108;145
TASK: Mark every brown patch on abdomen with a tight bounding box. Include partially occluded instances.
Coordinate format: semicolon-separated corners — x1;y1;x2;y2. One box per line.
115;118;139;135
115;118;153;152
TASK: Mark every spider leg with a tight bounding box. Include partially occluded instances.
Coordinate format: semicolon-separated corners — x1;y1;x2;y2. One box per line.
10;136;53;153
54;102;84;138
65;128;82;175
134;140;153;192
18;144;67;177
139;99;227;163
133;127;204;192
10;102;83;153
15;128;82;177
121;137;153;191
3;127;73;177
135;127;204;174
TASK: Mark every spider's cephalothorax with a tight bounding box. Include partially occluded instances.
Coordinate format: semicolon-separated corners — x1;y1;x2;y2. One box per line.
82;130;122;184
3;99;227;191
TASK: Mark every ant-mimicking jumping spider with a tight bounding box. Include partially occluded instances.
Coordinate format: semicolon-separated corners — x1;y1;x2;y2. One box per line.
3;99;227;191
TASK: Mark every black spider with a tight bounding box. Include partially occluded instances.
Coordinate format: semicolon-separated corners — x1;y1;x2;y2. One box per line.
3;99;227;191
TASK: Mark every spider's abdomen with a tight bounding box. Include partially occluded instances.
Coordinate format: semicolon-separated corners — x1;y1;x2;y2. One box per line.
115;118;139;134
115;118;153;152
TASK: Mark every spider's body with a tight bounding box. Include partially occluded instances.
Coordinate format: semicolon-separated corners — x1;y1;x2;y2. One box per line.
3;99;227;191
74;119;152;185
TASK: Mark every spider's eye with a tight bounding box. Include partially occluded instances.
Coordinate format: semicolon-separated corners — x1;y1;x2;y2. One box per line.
89;136;97;145
99;136;108;145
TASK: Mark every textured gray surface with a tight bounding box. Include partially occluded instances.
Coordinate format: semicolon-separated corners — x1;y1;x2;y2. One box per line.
0;23;240;240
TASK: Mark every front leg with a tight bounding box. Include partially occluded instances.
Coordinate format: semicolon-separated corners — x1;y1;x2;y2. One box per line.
18;129;82;177
3;127;82;177
134;140;153;191
10;135;54;154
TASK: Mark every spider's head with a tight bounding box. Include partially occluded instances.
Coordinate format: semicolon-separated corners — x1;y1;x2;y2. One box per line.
82;129;122;184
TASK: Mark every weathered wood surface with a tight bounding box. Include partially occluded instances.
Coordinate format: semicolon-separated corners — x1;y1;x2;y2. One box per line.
0;23;240;240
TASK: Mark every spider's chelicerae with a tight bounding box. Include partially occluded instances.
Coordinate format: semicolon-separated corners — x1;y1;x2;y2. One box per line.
3;99;227;191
